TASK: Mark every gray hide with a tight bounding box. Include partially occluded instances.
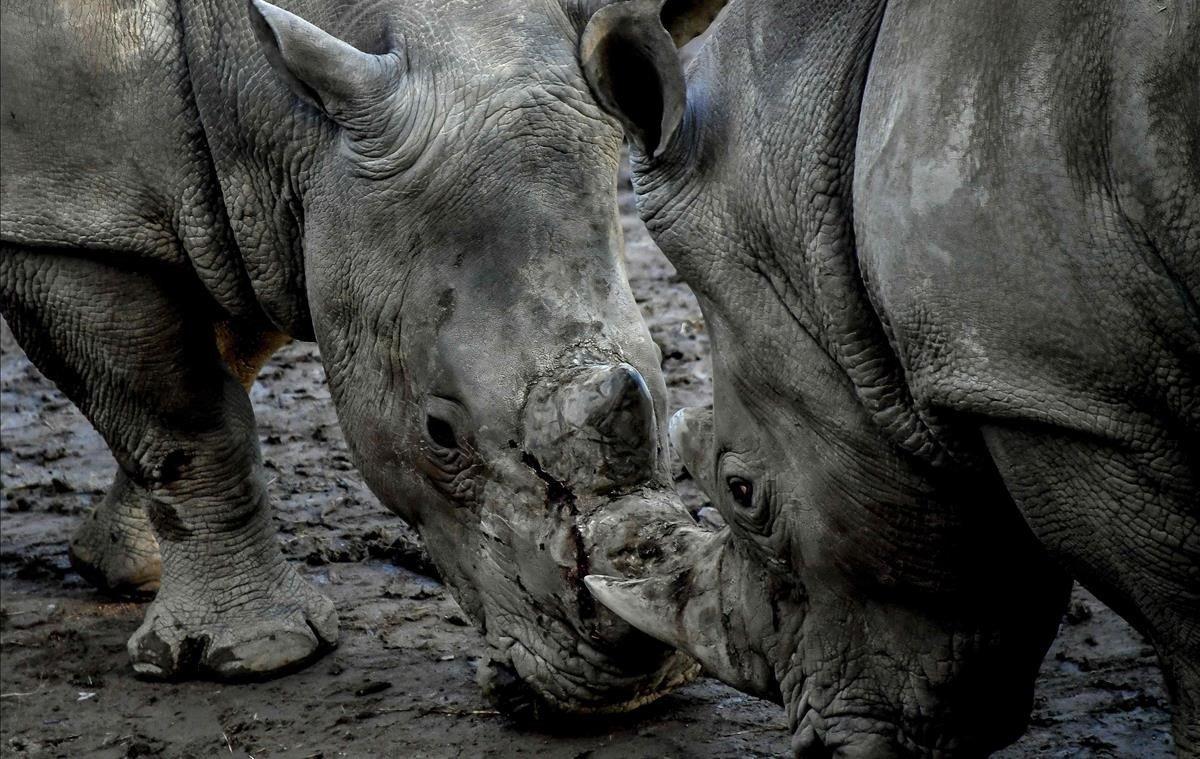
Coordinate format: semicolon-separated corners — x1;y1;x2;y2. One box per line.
0;0;720;716
583;0;1198;755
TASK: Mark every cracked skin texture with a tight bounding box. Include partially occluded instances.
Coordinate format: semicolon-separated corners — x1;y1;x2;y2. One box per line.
65;322;287;599
856;1;1199;751
611;0;1198;755
0;0;714;711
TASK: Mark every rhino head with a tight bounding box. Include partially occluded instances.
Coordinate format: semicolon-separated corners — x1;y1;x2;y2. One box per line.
579;1;1075;753
245;0;722;716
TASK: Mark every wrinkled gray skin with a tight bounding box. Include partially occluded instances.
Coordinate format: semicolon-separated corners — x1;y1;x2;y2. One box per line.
0;0;724;715
584;0;1199;755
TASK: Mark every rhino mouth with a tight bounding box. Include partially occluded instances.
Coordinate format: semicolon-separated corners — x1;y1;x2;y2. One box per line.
790;704;977;759
480;632;700;719
781;641;1042;759
471;486;703;720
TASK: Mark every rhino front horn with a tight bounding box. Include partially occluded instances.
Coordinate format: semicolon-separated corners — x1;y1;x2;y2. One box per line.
585;529;779;701
523;363;660;492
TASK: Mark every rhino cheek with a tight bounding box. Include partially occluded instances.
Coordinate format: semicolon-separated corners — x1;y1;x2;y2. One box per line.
477;484;577;614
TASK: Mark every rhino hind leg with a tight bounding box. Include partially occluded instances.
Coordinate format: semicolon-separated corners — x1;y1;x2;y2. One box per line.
69;470;162;597
67;324;289;598
1;245;336;680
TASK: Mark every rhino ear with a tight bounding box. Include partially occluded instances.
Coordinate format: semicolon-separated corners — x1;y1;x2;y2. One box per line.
580;0;686;157
248;0;394;125
579;0;728;46
579;0;726;155
659;0;728;47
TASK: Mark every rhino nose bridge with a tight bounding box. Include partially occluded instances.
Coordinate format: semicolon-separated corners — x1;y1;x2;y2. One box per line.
522;363;659;492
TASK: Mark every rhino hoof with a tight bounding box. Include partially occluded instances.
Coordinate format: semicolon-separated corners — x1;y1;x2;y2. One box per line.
127;568;339;681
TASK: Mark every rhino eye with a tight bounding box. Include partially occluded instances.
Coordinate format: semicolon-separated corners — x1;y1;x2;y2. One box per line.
426;414;458;449
727;476;754;510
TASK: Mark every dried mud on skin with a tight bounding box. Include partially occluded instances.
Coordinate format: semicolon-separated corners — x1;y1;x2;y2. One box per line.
0;174;1173;758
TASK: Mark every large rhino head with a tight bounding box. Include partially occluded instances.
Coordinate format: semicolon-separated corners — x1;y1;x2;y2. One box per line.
245;0;722;716
580;0;1074;753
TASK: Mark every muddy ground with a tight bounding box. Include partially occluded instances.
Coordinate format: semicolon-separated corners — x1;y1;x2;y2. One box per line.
0;176;1175;757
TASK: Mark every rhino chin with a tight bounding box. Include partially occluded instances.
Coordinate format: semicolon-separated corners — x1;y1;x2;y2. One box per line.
467;465;704;718
478;635;699;720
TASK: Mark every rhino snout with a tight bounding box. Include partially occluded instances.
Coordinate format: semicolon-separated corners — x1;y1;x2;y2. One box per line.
523;363;660;492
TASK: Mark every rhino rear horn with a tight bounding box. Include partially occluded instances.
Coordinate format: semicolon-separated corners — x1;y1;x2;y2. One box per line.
248;0;397;126
523;363;660;492
669;406;717;498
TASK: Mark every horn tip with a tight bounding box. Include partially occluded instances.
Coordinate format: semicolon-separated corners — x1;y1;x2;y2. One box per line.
583;573;628;596
584;574;651;617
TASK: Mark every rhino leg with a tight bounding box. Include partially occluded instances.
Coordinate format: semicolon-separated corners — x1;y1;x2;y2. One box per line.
69;470;162;597
68;323;289;598
983;425;1200;755
1;246;335;680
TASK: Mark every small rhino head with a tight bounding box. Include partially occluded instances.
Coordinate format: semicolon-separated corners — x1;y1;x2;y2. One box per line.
248;0;722;715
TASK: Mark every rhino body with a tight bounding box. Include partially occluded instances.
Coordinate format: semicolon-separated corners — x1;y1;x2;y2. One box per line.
0;0;720;714
583;0;1199;753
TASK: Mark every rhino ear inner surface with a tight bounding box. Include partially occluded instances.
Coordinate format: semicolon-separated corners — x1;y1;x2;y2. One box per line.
660;0;728;47
248;0;391;122
580;0;686;157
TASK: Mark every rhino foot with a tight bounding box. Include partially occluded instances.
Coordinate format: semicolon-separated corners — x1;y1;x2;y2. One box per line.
127;563;338;681
69;472;162;598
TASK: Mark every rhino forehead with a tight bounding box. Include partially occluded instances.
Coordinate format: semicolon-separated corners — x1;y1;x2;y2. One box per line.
396;0;582;74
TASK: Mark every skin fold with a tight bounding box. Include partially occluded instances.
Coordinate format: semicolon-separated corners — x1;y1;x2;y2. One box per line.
0;0;722;715
583;0;1198;754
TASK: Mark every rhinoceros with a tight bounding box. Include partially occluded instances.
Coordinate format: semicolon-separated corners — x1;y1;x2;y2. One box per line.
0;0;724;715
581;0;1199;753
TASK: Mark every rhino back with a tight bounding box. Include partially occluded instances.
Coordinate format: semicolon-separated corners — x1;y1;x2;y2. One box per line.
855;0;1200;439
0;0;258;317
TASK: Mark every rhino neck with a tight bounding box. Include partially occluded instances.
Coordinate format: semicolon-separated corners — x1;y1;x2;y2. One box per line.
751;0;962;469
176;0;368;340
645;0;975;469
